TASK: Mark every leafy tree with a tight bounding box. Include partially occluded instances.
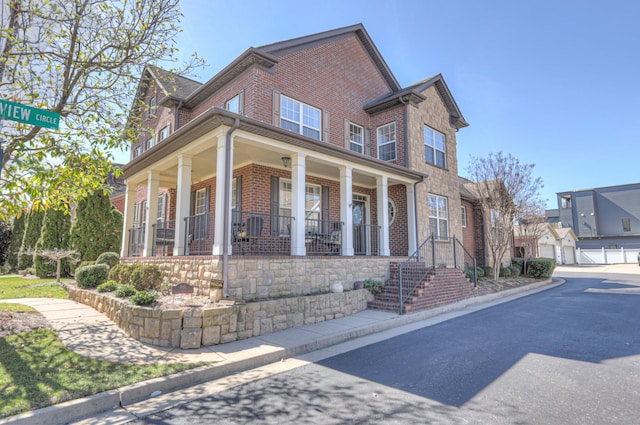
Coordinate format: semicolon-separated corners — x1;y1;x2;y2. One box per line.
515;199;548;273
70;190;123;261
18;208;44;270
34;208;71;278
0;0;203;221
466;151;544;280
0;220;11;266
5;213;25;270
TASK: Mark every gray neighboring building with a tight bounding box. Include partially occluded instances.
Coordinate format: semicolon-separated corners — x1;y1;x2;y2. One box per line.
555;183;640;249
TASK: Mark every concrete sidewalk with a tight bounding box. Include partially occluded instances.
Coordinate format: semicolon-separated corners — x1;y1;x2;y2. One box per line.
1;278;560;425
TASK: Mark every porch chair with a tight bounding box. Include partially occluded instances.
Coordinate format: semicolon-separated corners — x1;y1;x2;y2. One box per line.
234;216;264;254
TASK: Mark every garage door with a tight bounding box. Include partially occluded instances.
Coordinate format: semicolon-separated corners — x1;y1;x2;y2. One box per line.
539;244;555;259
563;246;575;264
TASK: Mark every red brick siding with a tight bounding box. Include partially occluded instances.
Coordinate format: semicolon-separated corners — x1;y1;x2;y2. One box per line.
132;80;175;159
389;184;408;256
461;199;475;258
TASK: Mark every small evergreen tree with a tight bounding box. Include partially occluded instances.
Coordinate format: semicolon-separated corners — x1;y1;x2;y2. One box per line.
0;220;11;266
70;191;123;261
35;208;72;278
6;214;25;270
19;209;45;270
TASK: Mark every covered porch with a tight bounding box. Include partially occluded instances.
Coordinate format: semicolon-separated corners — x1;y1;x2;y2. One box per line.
120;111;423;261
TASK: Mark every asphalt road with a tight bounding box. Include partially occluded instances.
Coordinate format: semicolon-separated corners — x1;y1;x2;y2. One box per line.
131;272;640;424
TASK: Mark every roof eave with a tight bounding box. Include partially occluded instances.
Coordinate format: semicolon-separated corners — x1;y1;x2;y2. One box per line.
123;109;425;183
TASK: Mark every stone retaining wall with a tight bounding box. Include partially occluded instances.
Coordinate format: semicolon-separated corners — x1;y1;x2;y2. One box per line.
122;256;398;301
66;284;372;349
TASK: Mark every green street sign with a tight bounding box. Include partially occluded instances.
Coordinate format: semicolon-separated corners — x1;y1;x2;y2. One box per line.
0;99;60;130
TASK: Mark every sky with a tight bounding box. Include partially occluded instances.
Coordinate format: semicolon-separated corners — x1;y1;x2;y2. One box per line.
123;0;640;209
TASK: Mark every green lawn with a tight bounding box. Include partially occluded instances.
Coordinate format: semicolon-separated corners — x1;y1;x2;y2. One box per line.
0;276;70;300
0;329;203;418
0;277;207;418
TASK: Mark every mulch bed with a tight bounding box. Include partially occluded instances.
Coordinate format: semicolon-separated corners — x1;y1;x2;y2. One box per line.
0;311;51;338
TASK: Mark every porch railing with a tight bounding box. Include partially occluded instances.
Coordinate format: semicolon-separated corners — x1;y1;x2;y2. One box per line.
304;219;343;256
354;224;381;256
127;212;386;257
231;210;294;255
152;220;175;256
184;211;215;255
127;226;145;257
398;235;477;314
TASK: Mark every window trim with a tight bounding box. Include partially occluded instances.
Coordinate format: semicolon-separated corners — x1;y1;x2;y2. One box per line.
225;94;241;113
157;125;170;143
424;125;446;168
280;94;322;140
157;193;167;222
148;95;157;119
388;199;397;226
377;122;397;161
428;194;449;240
461;206;467;228
194;188;207;216
278;179;322;234
349;122;364;154
622;217;631;232
146;137;153;151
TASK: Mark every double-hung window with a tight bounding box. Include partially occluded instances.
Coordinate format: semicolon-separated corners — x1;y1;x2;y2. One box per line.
280;95;321;140
279;179;322;234
225;94;241;113
461;206;467;228
158;125;170;143
148;95;157;119
349;123;364;153
146;137;153;151
157;194;167;223
424;125;446;167
428;194;448;240
377;122;396;161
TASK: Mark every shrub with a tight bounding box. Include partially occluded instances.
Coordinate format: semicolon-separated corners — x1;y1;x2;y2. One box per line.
114;284;137;298
108;263;143;286
465;266;484;280
481;266;493;278
96;252;120;269
364;279;383;295
130;265;163;291
96;280;119;293
76;264;109;288
130;290;159;306
511;258;524;275
499;267;513;278
509;265;521;276
527;258;556;278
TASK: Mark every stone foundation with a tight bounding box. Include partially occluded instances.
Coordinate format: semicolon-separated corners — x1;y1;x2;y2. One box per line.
121;256;399;301
65;284;373;349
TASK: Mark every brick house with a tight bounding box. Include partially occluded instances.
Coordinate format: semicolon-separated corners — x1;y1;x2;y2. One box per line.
120;24;475;301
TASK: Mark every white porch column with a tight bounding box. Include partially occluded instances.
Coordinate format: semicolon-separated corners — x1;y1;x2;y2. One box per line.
406;184;417;255
376;175;390;256
291;153;306;256
142;171;160;257
173;155;192;256
213;132;230;255
340;166;354;256
120;182;137;257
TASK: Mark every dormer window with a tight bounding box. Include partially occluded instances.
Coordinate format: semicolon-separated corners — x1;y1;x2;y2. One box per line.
148;95;157;119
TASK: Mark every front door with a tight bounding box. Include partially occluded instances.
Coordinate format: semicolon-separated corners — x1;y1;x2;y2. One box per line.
353;196;367;255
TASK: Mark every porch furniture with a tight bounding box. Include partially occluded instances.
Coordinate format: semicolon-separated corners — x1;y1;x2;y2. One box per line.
234;216;264;254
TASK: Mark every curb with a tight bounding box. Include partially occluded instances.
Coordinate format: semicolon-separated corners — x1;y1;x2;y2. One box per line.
0;278;559;425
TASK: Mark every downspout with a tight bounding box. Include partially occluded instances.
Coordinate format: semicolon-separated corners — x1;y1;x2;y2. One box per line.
174;100;184;130
222;118;241;298
399;95;410;168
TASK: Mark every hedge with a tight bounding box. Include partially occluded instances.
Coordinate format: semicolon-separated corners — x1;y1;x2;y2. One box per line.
527;258;556;278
